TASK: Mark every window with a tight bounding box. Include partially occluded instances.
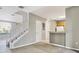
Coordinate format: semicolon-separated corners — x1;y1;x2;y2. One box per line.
0;22;11;33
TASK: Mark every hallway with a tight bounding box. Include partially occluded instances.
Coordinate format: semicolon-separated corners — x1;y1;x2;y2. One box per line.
0;40;76;53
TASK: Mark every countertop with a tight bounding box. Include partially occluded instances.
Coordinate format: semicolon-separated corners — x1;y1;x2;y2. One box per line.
49;31;66;34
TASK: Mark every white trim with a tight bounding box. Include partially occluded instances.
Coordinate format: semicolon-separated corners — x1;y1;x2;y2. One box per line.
9;41;39;49
10;41;79;51
48;43;65;48
46;43;79;51
65;46;79;51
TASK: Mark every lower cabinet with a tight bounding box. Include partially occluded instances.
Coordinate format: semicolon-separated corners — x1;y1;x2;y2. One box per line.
50;32;66;46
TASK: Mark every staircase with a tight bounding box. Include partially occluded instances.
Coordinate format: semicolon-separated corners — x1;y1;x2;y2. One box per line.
6;29;28;49
6;11;30;49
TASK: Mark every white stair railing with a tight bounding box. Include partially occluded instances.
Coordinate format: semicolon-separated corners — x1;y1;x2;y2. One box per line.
6;11;30;49
6;29;28;48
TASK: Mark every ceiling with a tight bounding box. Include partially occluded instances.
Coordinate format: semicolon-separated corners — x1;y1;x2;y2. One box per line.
0;6;70;21
30;6;69;19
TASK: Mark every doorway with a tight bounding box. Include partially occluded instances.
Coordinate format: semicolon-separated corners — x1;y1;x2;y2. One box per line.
36;20;42;42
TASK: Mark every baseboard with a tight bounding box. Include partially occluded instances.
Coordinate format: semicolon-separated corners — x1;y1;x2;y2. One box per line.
10;41;79;51
47;43;66;48
46;42;79;51
65;46;79;51
10;41;39;49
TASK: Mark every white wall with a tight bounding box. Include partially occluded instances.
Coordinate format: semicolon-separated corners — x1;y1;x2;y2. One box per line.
45;19;56;42
49;20;56;32
0;14;23;23
31;13;46;41
0;6;24;23
66;7;73;47
45;20;50;42
10;11;28;38
13;13;46;47
66;7;79;49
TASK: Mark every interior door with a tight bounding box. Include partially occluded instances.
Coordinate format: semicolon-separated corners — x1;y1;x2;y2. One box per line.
36;20;42;42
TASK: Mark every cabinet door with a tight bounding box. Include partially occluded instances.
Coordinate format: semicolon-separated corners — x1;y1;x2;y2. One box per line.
50;33;55;43
50;33;65;46
54;33;65;46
